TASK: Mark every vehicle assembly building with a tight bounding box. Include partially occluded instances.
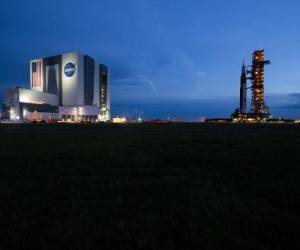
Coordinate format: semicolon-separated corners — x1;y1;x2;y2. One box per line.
233;50;271;121
2;52;110;122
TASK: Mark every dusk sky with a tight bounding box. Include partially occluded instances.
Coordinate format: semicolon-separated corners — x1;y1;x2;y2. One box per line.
1;0;300;119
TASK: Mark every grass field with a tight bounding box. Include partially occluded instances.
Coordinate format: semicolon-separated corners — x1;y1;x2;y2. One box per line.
0;123;299;250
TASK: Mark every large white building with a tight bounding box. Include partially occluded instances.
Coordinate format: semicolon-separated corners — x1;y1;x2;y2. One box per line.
2;52;110;122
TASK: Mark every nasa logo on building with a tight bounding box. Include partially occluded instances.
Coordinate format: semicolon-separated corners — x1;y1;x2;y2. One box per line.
64;63;76;77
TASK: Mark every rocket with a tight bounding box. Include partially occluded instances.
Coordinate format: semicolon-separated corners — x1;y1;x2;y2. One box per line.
240;60;247;114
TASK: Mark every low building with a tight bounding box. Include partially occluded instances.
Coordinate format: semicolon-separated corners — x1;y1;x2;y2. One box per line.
2;88;59;121
59;106;99;122
112;117;127;124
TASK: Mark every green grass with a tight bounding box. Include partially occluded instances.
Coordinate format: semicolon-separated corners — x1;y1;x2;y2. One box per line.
0;123;299;250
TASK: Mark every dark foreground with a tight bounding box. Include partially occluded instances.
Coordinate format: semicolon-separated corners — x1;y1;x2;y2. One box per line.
0;123;299;250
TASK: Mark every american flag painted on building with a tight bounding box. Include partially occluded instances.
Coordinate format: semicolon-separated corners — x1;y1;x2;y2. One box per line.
32;60;42;88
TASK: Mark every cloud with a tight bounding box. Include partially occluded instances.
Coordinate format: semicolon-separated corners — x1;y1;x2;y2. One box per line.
137;75;158;95
112;97;237;120
288;93;300;99
112;75;158;95
272;93;300;109
109;63;135;82
111;93;300;120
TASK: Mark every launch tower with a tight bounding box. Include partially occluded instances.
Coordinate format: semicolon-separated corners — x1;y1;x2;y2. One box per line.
232;50;271;121
250;50;270;117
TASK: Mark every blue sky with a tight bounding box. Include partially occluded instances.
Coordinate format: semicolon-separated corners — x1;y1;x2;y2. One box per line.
1;0;300;119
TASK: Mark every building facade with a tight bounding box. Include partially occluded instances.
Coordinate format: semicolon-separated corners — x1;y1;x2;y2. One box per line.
3;52;110;122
